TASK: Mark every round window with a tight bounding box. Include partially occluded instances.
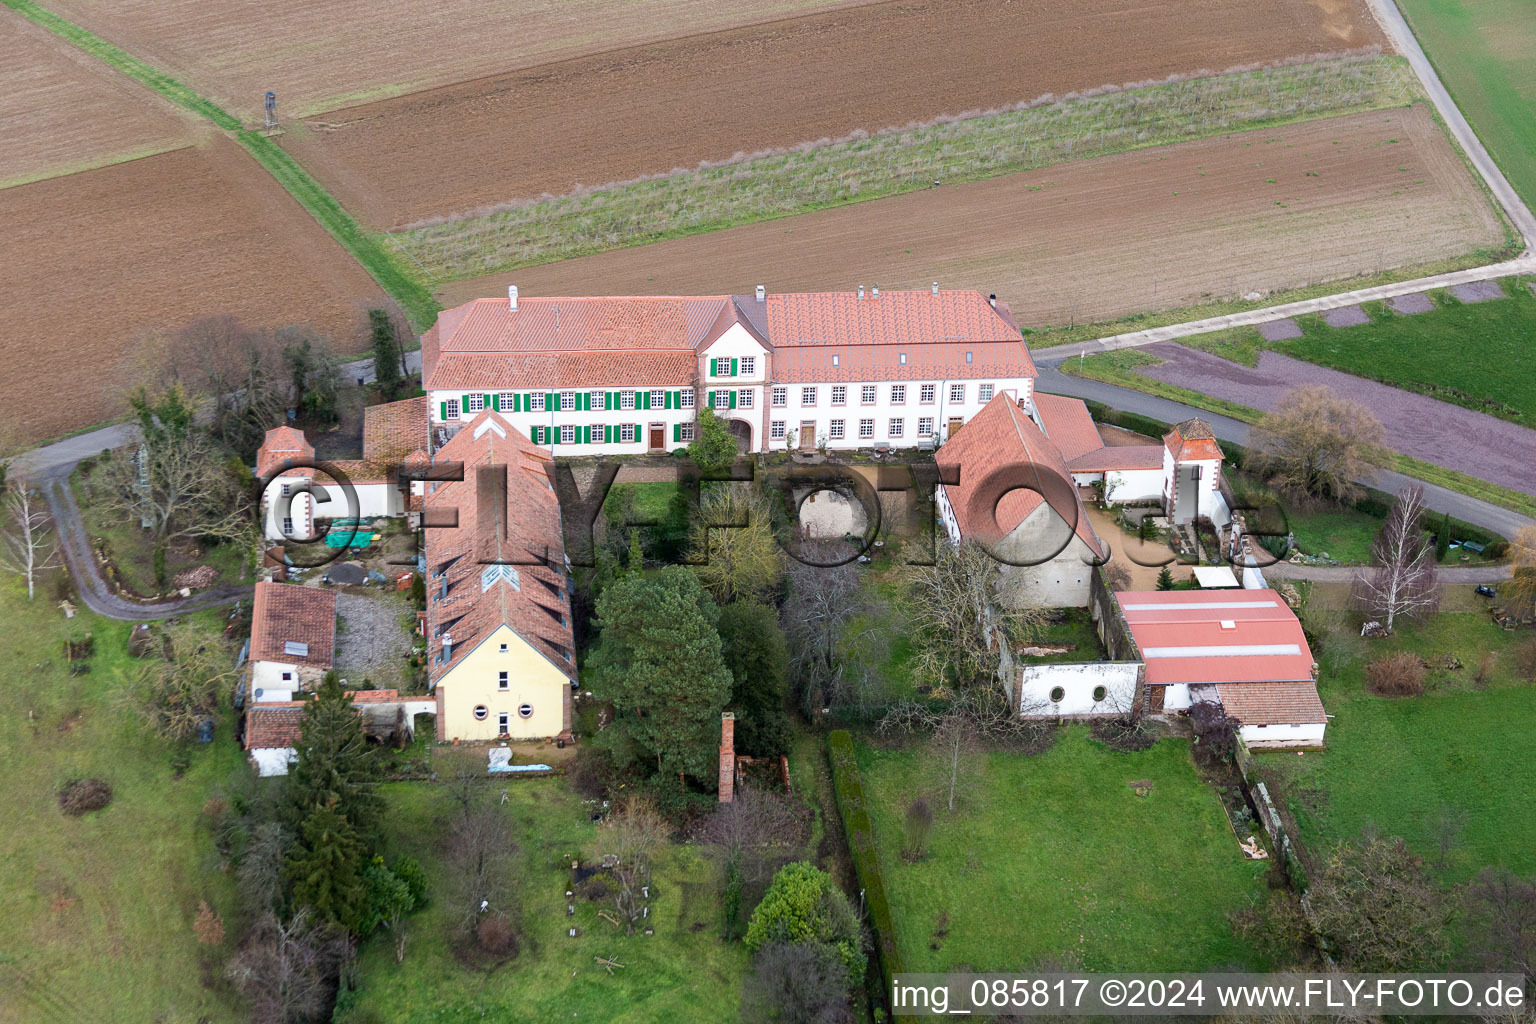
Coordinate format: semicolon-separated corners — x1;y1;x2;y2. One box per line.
1049;686;1065;703
473;705;488;721
1092;685;1108;702
518;703;534;719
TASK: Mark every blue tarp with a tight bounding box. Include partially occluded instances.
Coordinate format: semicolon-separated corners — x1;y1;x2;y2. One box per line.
488;763;553;774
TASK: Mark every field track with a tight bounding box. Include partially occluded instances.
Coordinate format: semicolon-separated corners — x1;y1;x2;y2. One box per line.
0;8;200;188
437;107;1502;331
0;138;385;441
281;0;1387;229
39;0;877;121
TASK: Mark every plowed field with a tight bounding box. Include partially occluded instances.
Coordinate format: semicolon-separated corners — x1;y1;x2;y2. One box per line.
0;8;200;188
39;0;874;120
437;106;1502;330
0;138;386;441
281;0;1387;228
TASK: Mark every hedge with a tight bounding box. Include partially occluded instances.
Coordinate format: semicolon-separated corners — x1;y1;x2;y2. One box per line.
826;730;903;991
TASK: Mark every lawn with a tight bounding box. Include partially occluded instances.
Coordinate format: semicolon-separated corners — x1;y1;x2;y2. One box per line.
1398;0;1536;210
854;728;1272;972
0;572;245;1021
335;776;748;1024
1254;612;1536;882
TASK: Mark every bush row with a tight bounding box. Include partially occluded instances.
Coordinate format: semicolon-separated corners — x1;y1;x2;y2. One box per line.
826;730;903;992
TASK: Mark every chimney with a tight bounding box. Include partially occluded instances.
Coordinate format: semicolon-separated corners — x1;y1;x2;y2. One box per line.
872;285;879;299
508;285;518;312
932;281;939;296
857;285;865;300
755;284;765;302
718;712;736;802
988;293;997;309
442;632;453;660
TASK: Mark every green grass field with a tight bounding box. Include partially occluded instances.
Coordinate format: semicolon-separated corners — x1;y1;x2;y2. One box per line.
0;574;244;1021
1399;0;1536;210
1178;281;1536;426
1255;613;1536;882
336;778;747;1024
854;729;1271;972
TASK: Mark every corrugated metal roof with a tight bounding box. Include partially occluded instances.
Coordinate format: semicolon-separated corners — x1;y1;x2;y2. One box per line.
1117;589;1314;686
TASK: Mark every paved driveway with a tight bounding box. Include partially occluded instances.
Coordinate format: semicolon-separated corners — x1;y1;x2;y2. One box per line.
1135;345;1536;498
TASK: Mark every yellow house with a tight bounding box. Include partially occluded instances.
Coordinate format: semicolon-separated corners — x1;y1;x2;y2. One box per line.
426;410;576;743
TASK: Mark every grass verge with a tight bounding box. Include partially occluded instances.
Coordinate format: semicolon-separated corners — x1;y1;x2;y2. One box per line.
1062;353;1536;519
0;0;439;331
396;55;1418;281
1253;611;1536;882
852;728;1271;971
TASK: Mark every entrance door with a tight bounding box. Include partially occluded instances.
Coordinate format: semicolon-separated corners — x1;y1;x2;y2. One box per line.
799;420;816;452
947;416;964;439
649;424;665;451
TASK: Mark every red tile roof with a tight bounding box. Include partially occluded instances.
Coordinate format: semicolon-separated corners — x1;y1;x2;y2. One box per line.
363;397;429;461
425;410;576;685
244;689;406;749
256;425;315;479
765;289;1023;349
1032;393;1105;463
936;393;1102;558
1163;418;1224;462
1215;682;1327;726
250;581;336;668
429;351;699;390
1067;446;1167;472
1117;589;1314;687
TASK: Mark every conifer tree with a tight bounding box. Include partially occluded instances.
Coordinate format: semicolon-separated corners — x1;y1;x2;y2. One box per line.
286;673;380;843
1155;565;1175;591
285;799;368;933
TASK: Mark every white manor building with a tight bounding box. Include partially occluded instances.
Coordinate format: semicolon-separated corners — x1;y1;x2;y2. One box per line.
421;285;1037;455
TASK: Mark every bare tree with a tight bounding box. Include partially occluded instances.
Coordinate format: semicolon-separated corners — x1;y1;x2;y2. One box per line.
700;786;808;885
904;540;1045;693
928;712;983;813
1464;868;1536;980
225;908;352;1024
97;430;254;562
1353;487;1439;632
689;485;783;604
1308;832;1453;971
1504;525;1536;621
118;621;241;742
1427;802;1469;872
0;475;59;600
150;316;288;456
782;541;862;716
445;801;517;932
602;796;668;933
1250;385;1386;503
741;941;853;1024
238;821;292;918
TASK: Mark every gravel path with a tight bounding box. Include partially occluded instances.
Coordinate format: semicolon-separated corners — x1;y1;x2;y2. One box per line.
333;591;413;689
1135;345;1536;497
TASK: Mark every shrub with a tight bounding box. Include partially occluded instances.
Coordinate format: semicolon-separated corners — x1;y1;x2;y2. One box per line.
744;862;865;985
1188;701;1239;767
193;900;225;946
475;915;517;955
901;798;933;862
1365;653;1426;697
567;744;617;800
392;856;429;907
59;779;112;816
1515;639;1536;684
1090;713;1157;752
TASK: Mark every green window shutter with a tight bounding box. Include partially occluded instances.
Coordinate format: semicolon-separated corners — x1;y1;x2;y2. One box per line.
673;424;682;442
610;391;619;409
516;393;525;412
490;394;500;411
580;392;590;411
709;358;718;376
547;391;558;411
483;393;492;411
439;401;447;421
729;390;737;409
580;425;589;444
664;390;674;410
731;357;739;376
671;390;681;409
461;394;471;412
530;425;540;444
641;391;651;410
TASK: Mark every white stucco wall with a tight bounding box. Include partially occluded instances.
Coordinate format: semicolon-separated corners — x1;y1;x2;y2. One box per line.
1017;662;1141;717
767;379;1034;452
1241;722;1326;749
1162;683;1195;711
251;747;297;777
1104;468;1166;503
252;660;300;693
429;387;698;455
262;480;399;541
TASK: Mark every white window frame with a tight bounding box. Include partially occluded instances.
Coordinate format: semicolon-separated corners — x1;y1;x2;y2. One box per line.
560;391;576;412
738;389;754;409
949;384;965;403
518;703;534;719
620;424;637;443
831;385;847;406
680;389;695;408
621;391;636;410
679;422;697;442
891;384;906;404
829;419;845;440
446;398;461;419
801;387;817;406
589;391;606;410
498;712;510;734
920;384;936;404
740;356;755;375
497;392;514;411
466;394;485;413
650;389;665;408
770;421;786;440
979;384;995;403
919;417;935;437
529;393;545;412
560;424;576;445
280;482;291;496
498;671;509;691
499;643;509;653
772;386;787;407
712;390;730;410
859;419;874;439
889;418;904;438
473;705;489;721
282;516;294;536
861;385;876;405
